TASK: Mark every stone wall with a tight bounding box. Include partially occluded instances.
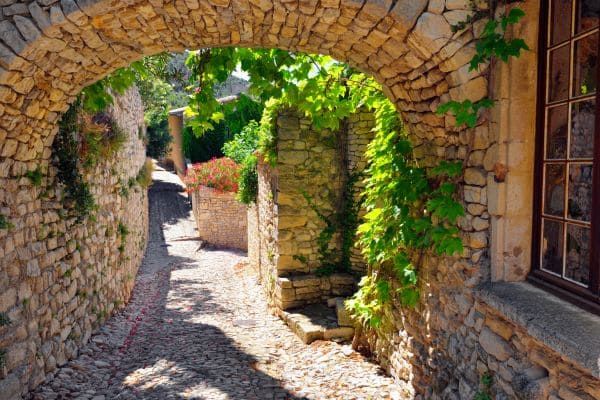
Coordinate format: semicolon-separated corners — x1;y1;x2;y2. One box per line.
190;186;247;251
345;111;375;274
252;108;374;310
0;88;148;398
247;203;259;271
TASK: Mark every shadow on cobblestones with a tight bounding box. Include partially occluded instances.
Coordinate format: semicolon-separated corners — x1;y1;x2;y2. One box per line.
27;167;399;400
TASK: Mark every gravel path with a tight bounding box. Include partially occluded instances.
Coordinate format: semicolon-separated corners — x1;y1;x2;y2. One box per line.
27;167;406;400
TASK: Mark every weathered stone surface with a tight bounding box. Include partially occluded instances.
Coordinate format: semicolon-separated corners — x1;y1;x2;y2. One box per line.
389;0;428;38
479;327;512;361
190;187;247;250
0;374;20;400
0;89;148;397
408;12;452;58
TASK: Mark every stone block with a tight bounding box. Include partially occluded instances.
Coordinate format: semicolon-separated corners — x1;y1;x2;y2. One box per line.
329;273;355;285
485;317;513;340
291;275;321;287
0;373;20;400
464;167;486;186
408;12;452;58
479;327;513;361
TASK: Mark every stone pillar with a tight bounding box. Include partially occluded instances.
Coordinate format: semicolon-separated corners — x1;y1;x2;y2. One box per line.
168;109;187;177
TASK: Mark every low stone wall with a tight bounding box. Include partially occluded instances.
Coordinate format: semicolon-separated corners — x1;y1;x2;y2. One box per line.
274;274;356;310
190;186;247;251
0;88;148;398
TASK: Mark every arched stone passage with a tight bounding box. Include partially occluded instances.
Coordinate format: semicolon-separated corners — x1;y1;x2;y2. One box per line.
0;0;498;397
0;0;482;179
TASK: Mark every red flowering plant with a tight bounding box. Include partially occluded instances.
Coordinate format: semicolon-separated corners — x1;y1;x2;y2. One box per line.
183;157;240;193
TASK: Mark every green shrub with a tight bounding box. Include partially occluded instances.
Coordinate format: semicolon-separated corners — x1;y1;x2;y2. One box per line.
223;120;260;164
184;94;262;163
146;117;172;159
236;155;258;204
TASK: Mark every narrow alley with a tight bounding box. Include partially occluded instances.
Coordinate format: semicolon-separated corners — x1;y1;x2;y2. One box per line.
26;167;401;400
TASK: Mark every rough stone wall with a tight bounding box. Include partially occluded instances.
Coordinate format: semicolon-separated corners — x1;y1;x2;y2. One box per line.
345;110;375;274
190;186;247;251
246;203;259;271
275;108;345;275
253;108;374;310
256;160;278;302
0;88;148;398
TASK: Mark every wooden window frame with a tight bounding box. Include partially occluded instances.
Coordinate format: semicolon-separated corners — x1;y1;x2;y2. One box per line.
530;0;600;314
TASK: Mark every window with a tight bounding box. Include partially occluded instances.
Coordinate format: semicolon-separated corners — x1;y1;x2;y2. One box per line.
531;0;600;311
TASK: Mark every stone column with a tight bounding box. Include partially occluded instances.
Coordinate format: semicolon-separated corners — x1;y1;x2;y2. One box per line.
168;108;187;177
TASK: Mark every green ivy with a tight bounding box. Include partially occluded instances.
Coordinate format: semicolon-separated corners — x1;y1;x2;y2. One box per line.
0;214;13;230
437;6;528;127
347;103;465;326
0;312;10;327
474;371;494;400
81;61;145;113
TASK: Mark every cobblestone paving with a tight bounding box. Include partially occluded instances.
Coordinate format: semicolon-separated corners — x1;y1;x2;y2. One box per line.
27;167;405;400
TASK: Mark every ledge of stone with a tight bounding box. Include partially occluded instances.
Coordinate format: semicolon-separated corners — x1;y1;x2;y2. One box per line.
476;282;600;378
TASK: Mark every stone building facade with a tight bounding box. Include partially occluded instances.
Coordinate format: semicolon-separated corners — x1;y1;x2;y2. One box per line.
0;0;598;399
190;186;247;250
0;88;148;398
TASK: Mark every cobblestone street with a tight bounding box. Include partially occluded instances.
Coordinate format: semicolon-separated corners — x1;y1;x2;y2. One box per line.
27;168;403;400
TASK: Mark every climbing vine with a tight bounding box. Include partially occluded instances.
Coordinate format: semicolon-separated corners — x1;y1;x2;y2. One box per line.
184;2;528;327
437;5;528;128
348;3;529;327
346;104;464;326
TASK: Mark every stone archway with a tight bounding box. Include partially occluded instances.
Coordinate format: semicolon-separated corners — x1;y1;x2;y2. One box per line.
0;0;482;177
0;0;490;396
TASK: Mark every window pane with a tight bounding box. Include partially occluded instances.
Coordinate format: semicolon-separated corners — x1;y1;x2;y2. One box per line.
568;163;593;221
546;104;568;159
541;218;564;275
575;0;600;34
565;223;590;285
572;32;598;97
551;0;573;45
570;99;596;158
548;45;571;102
544;163;566;216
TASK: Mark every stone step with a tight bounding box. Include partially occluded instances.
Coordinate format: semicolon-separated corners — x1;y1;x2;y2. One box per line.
278;303;354;344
